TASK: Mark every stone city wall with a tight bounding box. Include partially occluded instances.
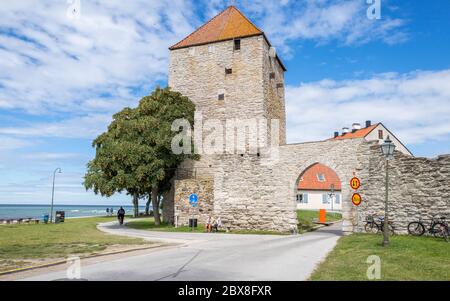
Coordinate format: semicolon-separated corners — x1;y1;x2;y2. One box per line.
356;145;450;234
171;139;450;234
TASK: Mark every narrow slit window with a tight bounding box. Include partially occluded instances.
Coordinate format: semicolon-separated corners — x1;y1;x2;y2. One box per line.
225;68;233;75
234;39;241;51
218;94;225;101
269;72;276;80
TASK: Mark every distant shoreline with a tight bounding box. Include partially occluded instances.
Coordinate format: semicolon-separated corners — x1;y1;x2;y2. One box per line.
0;204;145;220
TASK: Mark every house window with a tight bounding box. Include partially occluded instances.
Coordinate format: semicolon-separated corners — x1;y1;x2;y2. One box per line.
296;193;308;204
218;94;225;101
322;194;330;204
335;194;341;204
234;39;241;51
317;173;326;182
378;130;384;140
225;68;233;75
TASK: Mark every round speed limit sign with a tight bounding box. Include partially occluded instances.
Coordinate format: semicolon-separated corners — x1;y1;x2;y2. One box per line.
352;193;362;206
350;177;361;190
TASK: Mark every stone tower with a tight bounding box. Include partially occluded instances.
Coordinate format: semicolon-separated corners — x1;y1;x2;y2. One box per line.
169;6;287;155
166;6;287;226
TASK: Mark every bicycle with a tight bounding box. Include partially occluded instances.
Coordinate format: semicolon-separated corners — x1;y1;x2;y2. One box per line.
408;216;449;242
365;215;395;235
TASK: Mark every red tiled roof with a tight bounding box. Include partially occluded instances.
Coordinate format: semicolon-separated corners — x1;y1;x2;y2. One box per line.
170;6;263;50
297;163;341;191
333;124;378;140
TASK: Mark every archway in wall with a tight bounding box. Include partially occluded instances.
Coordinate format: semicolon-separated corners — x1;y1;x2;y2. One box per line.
295;163;343;231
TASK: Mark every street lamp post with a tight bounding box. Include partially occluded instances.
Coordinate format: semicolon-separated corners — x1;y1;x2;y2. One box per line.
380;136;396;247
50;168;62;223
329;184;335;212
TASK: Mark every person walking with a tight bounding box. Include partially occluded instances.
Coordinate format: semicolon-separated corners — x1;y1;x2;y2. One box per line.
106;208;110;216
213;217;222;233
206;216;212;233
117;207;125;225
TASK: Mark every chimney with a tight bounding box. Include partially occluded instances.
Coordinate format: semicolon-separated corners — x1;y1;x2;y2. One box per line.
342;127;350;134
366;120;372;128
334;132;339;138
352;123;362;133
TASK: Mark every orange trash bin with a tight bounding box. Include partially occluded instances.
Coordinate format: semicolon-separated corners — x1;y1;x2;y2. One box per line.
319;209;326;223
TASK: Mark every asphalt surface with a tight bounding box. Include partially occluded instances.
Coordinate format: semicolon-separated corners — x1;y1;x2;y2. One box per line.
17;221;343;281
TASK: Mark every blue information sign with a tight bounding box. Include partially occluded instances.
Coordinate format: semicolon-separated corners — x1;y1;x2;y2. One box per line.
189;194;198;207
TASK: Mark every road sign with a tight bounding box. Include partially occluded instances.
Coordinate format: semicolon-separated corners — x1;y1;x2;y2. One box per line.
350;177;361;190
352;193;362;206
189;194;198;207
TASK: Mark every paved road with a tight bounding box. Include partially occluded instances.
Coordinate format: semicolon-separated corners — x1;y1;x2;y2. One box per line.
19;222;342;281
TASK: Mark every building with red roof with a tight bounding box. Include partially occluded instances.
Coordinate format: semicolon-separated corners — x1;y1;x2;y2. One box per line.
296;163;342;211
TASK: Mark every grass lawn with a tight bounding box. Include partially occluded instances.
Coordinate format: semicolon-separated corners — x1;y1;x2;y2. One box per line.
127;218;287;235
297;210;342;232
310;234;450;281
0;216;148;273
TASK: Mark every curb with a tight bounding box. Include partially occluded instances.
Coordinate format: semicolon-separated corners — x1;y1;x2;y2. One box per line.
0;244;164;277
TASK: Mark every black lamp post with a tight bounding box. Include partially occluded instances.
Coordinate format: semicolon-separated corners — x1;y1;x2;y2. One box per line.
50;168;62;223
380;136;396;247
329;184;335;212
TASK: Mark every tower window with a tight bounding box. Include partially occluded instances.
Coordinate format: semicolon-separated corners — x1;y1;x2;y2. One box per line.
276;83;283;89
234;39;241;51
218;94;225;101
225;68;233;75
269;72;275;80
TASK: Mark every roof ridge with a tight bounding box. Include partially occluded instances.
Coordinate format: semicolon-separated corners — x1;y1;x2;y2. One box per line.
169;6;233;50
230;6;264;35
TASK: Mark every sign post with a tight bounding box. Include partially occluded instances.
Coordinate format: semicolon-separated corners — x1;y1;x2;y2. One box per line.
189;194;198;232
350;176;362;228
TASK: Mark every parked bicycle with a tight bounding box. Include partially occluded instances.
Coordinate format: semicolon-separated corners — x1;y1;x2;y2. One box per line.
365;215;395;235
408;216;449;242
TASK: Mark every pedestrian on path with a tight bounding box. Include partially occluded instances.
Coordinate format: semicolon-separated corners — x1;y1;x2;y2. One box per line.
206;216;212;233
213;217;222;233
117;207;125;225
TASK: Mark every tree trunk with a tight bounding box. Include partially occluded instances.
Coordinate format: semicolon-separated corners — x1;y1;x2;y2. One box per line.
152;187;161;226
145;197;151;216
132;195;139;218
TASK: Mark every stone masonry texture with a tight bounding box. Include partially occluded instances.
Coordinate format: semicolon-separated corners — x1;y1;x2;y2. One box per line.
166;32;450;234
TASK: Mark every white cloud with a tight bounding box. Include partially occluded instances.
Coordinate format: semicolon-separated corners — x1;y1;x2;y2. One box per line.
22;152;80;161
236;0;408;55
0;136;34;150
286;69;450;145
0;114;112;139
0;0;196;114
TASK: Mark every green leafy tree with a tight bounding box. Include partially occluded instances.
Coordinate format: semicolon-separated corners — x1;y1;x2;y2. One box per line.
85;87;197;223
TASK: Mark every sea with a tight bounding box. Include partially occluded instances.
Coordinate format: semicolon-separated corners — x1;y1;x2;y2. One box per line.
0;204;146;220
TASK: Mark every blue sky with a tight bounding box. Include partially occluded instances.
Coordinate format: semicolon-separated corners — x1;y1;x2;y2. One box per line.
1;0;450;205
